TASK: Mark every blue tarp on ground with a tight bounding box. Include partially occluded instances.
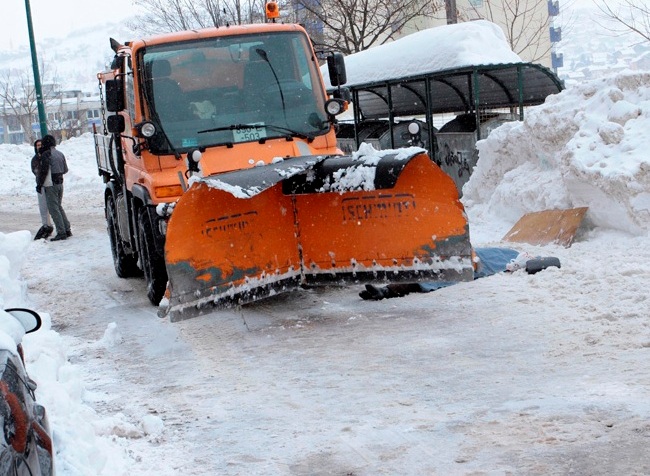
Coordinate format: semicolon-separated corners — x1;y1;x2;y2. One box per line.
418;247;519;292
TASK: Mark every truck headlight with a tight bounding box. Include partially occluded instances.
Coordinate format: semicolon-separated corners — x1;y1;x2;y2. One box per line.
325;98;346;116
137;121;157;138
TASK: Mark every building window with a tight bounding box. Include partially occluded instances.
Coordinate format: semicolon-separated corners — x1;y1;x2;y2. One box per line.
548;1;559;16
7;116;20;129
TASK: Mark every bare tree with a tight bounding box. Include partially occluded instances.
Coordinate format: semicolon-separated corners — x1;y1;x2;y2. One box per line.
132;0;268;34
460;0;552;63
290;0;442;54
595;0;650;43
0;64;57;144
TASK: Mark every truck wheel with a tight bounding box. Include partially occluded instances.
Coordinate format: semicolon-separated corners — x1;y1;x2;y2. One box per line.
106;197;141;278
138;209;168;306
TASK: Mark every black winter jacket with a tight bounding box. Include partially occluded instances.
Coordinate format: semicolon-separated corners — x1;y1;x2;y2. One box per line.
36;147;68;187
31;154;40;177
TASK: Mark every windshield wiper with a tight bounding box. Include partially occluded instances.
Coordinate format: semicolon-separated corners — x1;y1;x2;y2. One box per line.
198;123;315;142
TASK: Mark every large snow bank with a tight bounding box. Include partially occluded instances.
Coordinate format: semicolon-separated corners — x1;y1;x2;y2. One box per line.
0;134;103;197
0;230;132;475
463;71;650;236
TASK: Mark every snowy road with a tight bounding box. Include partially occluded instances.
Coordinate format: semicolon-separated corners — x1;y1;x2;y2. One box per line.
3;194;650;475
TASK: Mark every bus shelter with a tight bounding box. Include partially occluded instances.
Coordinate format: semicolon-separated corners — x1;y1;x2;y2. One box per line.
336;62;564;192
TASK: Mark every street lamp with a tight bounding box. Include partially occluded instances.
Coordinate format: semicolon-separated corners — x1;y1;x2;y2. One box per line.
24;0;48;138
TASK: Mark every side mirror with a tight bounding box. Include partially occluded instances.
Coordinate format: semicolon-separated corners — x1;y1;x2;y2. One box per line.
107;114;125;134
327;52;347;87
111;55;125;71
4;308;42;334
106;79;125;112
332;87;351;103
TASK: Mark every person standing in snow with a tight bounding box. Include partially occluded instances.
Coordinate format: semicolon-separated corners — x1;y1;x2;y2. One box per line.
31;139;54;240
36;134;71;241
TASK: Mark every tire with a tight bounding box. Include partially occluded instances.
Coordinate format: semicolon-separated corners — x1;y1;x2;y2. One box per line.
138;208;168;306
106;196;141;278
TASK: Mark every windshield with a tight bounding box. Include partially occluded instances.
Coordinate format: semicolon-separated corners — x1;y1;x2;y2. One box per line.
139;31;329;154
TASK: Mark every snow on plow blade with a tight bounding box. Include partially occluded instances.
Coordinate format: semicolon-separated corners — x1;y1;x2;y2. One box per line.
162;150;473;321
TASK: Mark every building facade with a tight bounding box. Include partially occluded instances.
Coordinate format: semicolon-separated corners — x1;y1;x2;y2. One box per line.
400;0;561;69
0;89;102;145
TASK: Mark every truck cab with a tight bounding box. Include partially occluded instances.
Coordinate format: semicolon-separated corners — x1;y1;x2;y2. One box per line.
95;23;347;305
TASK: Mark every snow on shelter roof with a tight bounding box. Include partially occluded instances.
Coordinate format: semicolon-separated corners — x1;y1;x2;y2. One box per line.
321;20;564;118
322;20;521;86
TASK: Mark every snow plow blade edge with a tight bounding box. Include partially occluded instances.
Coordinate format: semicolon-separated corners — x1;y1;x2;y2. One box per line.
162;152;473;321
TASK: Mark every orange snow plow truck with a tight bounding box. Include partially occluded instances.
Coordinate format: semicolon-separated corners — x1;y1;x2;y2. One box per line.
94;4;473;322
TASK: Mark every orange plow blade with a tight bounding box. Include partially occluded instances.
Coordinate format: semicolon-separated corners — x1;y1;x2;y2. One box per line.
162;151;473;321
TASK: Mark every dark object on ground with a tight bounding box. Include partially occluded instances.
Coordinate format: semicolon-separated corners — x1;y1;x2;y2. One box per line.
525;256;561;274
66;230;72;238
359;247;560;300
50;234;67;242
33;226;53;241
359;283;422;301
0;309;55;475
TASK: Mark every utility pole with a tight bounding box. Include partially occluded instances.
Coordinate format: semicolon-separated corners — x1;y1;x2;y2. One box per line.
24;0;48;138
445;0;458;24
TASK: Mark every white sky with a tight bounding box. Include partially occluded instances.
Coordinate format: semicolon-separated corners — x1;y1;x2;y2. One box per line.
0;0;138;50
1;0;610;52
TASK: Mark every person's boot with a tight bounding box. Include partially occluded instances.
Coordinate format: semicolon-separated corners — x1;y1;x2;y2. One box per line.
34;225;53;240
50;233;68;241
66;229;72;237
34;226;47;240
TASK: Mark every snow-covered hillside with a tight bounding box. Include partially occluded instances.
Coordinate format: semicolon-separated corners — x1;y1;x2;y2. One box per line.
0;21;137;91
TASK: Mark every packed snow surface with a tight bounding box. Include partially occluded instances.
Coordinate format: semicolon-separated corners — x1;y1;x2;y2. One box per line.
1;71;650;474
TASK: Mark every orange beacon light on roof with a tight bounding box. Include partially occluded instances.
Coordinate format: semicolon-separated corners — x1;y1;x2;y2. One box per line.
266;1;280;20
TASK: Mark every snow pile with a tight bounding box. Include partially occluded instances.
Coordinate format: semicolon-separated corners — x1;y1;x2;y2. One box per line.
0;230;132;474
0;230;31;309
0;134;104;199
463;71;650;236
321;144;427;192
321;20;522;87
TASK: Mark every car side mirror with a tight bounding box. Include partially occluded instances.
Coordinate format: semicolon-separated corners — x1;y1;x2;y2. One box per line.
4;308;42;334
332;87;351;103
